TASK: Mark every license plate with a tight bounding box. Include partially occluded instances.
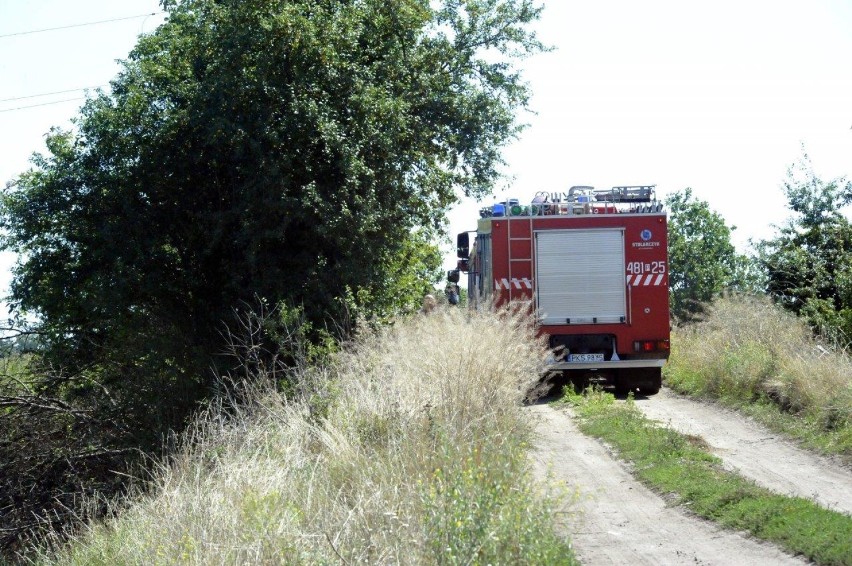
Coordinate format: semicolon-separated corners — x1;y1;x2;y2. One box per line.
569;353;605;363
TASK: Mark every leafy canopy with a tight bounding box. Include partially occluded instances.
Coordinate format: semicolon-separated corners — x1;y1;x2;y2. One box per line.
757;152;852;339
1;0;544;383
666;188;742;321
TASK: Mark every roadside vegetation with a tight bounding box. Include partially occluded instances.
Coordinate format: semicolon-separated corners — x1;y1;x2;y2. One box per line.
667;152;852;336
666;295;852;460
562;389;852;566
0;1;546;553
664;188;756;322
32;307;575;565
664;154;852;461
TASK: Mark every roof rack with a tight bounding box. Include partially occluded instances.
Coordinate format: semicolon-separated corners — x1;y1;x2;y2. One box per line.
478;185;661;218
593;185;656;203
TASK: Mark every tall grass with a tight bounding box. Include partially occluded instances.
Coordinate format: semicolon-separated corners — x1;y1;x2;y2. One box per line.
34;306;575;565
666;295;852;456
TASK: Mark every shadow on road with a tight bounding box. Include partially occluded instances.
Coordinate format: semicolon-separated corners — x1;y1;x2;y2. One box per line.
524;373;660;405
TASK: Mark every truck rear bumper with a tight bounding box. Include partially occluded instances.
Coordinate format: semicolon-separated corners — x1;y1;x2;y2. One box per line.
548;358;666;371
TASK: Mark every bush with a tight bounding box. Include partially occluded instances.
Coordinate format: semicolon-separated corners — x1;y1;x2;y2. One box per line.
666;295;852;455
34;306;575;565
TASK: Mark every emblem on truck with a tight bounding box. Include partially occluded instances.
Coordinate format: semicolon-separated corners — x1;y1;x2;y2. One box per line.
633;228;660;248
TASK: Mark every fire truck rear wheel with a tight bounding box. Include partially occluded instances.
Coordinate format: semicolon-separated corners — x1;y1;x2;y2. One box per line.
638;383;661;395
636;368;662;395
615;368;662;396
569;374;589;395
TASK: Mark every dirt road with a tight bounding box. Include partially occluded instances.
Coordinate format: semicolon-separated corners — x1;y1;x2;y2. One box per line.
528;402;809;565
633;388;852;516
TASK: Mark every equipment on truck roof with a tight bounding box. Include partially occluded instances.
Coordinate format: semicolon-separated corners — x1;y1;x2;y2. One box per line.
481;185;662;218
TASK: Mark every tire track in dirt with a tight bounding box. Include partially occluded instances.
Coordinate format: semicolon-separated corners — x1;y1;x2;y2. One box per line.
527;403;807;565
633;388;852;517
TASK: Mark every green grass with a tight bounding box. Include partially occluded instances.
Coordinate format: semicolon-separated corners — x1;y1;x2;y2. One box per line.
562;388;852;566
666;295;852;460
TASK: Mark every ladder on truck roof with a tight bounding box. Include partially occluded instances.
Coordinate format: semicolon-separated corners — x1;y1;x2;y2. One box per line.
506;215;535;302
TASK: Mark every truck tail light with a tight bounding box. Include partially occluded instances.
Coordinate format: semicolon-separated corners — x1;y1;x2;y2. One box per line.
634;339;669;352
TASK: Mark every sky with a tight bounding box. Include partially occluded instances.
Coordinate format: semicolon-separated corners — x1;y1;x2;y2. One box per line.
0;0;166;302
1;1;851;297
445;0;852;268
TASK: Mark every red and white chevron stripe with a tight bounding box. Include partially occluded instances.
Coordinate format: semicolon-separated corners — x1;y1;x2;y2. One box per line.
495;277;534;290
626;274;666;286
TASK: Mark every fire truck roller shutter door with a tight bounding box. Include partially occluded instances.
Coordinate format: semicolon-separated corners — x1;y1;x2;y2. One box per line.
536;229;626;325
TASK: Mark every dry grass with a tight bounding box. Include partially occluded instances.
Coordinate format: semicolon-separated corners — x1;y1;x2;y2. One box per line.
666;294;852;456
33;306;575;565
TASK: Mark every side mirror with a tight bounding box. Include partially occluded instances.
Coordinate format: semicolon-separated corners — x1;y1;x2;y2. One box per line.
447;269;460;283
456;232;469;259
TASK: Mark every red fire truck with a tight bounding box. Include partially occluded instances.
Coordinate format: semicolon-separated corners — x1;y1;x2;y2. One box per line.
453;185;670;395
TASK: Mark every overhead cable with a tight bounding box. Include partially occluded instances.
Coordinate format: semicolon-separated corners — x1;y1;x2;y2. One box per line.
0;12;162;39
0;97;85;113
0;86;106;103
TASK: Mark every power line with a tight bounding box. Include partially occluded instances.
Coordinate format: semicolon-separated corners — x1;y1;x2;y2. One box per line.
0;86;106;103
0;13;162;39
0;97;85;114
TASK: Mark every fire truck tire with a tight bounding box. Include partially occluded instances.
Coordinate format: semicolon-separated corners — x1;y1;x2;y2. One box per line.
616;368;662;396
569;374;589;395
636;368;662;395
614;383;630;397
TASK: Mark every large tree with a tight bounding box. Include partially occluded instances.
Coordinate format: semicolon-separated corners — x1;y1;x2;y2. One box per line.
0;0;544;551
2;0;543;394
